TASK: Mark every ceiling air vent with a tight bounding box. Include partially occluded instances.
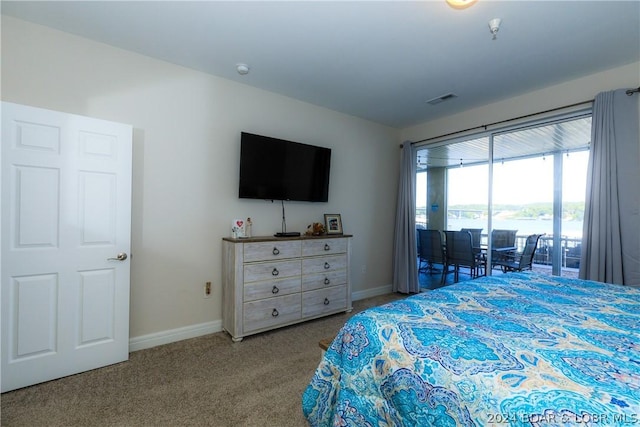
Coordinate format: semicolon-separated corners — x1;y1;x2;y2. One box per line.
426;93;458;105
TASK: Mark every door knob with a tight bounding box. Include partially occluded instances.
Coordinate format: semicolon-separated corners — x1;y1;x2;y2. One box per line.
108;253;128;261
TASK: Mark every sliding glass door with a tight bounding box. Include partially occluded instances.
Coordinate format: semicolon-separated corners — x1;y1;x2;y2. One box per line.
492;116;591;277
416;111;591;278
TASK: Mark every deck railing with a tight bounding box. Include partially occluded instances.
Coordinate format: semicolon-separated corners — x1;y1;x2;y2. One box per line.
491;234;582;269
528;235;582;269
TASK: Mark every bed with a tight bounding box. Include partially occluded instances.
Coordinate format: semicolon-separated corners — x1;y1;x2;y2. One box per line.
302;272;640;426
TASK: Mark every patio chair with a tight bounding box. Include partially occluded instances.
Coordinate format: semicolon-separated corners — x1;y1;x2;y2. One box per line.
491;229;517;249
444;230;485;283
461;227;484;263
493;234;544;272
460;228;483;249
416;224;425;260
417;229;447;286
491;229;518;269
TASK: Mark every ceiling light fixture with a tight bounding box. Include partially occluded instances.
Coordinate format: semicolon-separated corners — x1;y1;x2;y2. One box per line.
488;18;501;40
446;0;478;10
236;63;250;75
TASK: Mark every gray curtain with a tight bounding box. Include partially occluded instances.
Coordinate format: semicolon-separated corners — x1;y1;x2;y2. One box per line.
392;142;419;293
580;89;640;286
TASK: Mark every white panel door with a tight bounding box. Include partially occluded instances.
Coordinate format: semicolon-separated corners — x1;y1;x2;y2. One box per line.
1;102;132;392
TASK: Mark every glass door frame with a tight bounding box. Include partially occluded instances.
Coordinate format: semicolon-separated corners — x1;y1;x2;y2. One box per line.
416;108;592;277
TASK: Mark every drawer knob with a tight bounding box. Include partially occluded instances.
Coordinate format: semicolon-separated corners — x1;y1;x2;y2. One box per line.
324;262;330;269
324;244;330;251
272;308;279;317
324;277;330;285
272;247;280;255
272;285;279;294
272;268;279;276
323;298;330;305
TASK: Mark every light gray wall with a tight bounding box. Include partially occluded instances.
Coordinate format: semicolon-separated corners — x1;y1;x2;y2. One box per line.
1;16;400;341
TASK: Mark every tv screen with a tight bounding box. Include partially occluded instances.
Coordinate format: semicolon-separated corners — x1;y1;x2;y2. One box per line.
238;132;331;202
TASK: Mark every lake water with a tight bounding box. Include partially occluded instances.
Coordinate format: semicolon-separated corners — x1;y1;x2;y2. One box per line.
447;218;584;238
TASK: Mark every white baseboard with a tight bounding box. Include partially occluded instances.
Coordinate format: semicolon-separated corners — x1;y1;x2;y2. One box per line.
129;320;223;352
352;283;393;301
129;284;393;352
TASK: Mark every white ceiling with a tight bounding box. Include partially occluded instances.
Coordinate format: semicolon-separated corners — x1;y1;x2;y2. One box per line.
2;1;639;128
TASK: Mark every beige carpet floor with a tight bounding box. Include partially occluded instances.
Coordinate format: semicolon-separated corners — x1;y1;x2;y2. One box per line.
1;292;404;427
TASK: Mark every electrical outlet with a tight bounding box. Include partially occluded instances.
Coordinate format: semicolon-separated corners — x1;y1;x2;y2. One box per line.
204;281;212;298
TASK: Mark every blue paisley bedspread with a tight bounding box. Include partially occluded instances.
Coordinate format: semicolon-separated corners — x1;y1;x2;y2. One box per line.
302;272;640;426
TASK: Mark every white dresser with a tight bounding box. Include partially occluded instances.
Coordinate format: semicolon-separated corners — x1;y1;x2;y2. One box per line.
222;235;352;341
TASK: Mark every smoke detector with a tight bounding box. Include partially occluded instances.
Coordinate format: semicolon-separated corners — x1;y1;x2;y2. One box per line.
236;63;250;75
488;18;502;40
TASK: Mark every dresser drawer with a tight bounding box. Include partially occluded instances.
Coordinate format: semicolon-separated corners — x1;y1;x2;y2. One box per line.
243;294;301;333
302;270;347;292
302;285;347;318
244;260;301;283
244;277;301;302
244;241;301;262
302;254;347;275
302;238;347;257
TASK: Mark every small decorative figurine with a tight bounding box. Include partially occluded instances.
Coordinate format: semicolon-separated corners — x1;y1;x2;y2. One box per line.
246;217;252;238
305;222;326;236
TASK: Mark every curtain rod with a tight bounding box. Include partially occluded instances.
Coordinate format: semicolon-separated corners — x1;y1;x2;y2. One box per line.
626;86;640;96
407;99;594;146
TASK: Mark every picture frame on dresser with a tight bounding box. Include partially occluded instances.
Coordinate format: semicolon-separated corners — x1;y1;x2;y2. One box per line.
324;214;343;235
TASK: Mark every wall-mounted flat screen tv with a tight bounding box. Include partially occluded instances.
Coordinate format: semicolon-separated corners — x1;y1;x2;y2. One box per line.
238;132;331;202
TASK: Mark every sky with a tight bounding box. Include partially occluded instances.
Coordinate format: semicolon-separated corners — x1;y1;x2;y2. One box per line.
417;150;589;207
